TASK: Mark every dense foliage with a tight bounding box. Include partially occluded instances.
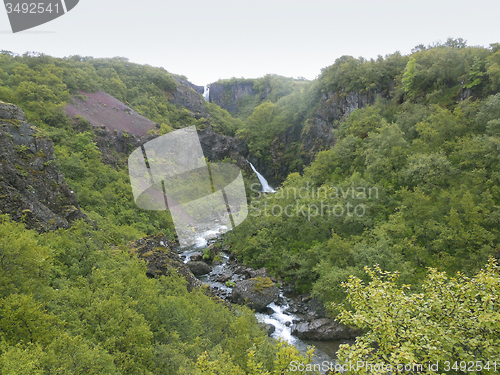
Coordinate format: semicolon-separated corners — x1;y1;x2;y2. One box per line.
0;51;242;137
0;216;316;374
0;51;248;241
214;75;317;166
335;259;500;374
1;38;500;373
228;40;500;312
0;52;314;373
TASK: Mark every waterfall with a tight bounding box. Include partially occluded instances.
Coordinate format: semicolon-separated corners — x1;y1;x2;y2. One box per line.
248;161;275;193
203;86;210;102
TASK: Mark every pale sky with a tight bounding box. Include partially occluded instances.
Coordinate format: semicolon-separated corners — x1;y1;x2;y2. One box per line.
1;0;499;86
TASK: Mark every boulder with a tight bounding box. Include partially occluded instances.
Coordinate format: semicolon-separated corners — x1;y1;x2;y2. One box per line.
216;272;232;283
190;254;203;261
259;323;276;337
231;277;279;312
291;318;361;340
234;266;251;278
187;261;212;276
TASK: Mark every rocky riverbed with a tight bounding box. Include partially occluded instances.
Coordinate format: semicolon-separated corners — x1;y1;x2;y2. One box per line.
174;233;360;368
129;229;359;370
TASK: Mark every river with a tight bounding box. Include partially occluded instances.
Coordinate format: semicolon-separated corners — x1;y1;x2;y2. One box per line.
176;228;351;369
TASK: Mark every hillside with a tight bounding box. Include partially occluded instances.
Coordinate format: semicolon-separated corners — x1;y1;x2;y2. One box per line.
0;39;500;373
65;90;157;136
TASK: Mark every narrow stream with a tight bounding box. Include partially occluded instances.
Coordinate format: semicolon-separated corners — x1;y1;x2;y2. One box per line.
176;228;344;369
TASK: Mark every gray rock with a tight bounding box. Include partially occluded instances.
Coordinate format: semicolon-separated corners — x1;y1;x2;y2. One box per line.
197;126;249;162
291;318;361;340
208;82;256;114
216;272;232;283
130;234;202;292
187;261;212;276
231;277;279;312
172;78;208;119
0;102;27;121
258;323;276;336
234;266;251;278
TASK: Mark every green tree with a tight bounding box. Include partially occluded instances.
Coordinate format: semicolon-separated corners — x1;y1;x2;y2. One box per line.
335;259;500;374
237;102;287;160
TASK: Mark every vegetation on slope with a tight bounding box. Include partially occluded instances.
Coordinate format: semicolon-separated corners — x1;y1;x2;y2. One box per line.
228;38;500;320
1;38;500;372
0;52;313;374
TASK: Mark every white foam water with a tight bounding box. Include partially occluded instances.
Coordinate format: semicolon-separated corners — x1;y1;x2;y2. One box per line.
248;161;275;193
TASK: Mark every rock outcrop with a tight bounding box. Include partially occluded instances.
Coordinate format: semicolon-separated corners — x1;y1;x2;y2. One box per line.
171;78;209;119
0;102;87;231
259;323;276;336
197;126;249;162
196;126;280;186
129;233;202;291
313;91;379;127
267;122;336;181
291;318;361;340
92;125;142;169
231;277;279;312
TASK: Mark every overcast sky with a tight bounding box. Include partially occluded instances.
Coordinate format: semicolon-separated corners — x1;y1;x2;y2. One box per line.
1;0;499;86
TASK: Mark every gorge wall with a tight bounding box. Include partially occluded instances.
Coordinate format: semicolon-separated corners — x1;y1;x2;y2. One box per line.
0;103;87;231
208;81;258;113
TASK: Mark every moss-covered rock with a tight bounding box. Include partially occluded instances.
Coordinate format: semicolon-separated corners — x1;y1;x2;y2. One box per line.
0;104;87;231
231;277;279;312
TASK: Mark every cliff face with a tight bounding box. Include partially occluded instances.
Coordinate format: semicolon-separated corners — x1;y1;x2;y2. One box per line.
87;122;273;187
0;103;86;231
313;90;381;126
300;90;382;161
208;82;256;113
69;83;381;188
204;82;385;183
197;126;249;162
264;121;335;183
265;89;389;181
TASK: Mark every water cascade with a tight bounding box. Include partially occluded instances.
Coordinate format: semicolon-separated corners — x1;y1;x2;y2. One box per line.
248;161;276;193
203;86;210;102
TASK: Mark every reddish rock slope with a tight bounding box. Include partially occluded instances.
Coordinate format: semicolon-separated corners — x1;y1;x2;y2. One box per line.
65;91;156;136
